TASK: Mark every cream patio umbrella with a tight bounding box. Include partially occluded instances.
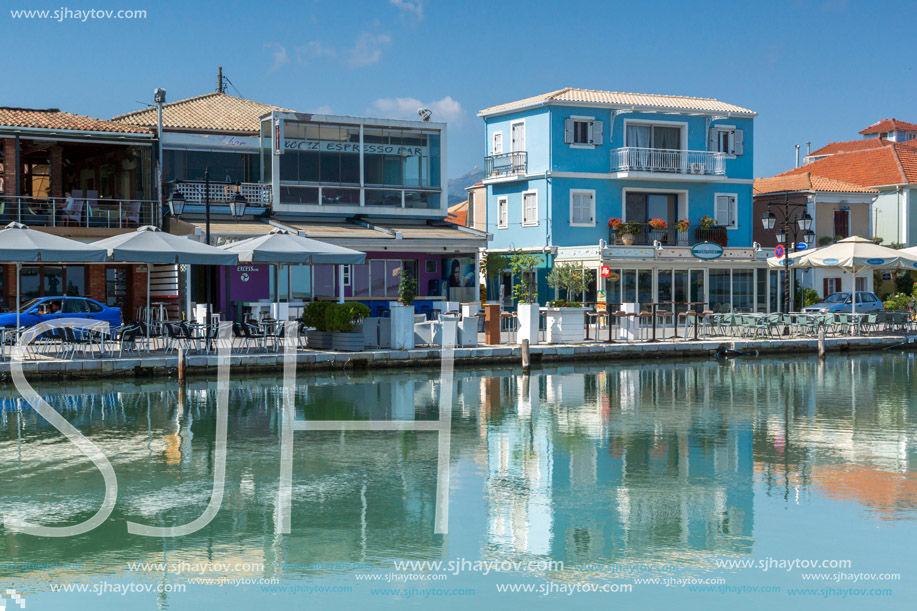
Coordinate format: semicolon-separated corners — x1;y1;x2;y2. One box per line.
793;236;917;313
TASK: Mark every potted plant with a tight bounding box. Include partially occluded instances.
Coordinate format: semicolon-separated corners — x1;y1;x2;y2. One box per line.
544;263;590;343
607;217;622;243
302;301;334;350
480;252;508;303
390;272;417;349
648;218;668;244
618;220;642;245
328;302;370;351
696;215;727;247
509;252;542;344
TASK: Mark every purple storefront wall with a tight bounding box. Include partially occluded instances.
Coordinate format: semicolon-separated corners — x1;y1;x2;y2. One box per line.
215;252;476;314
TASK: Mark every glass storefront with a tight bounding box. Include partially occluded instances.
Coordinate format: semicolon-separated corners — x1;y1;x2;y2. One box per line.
164;149;258;183
268;116;443;210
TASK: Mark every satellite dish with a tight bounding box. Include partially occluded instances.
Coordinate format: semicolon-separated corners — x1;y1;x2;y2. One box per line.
417;108;432;122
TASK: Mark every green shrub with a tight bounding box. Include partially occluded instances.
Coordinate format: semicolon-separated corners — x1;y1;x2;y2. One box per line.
509;253;541;303
547;299;582;308
883;293;913;311
818;236;834;247
302;301;334;332
796;288;820;307
325;302;371;333
894;271;914;295
398;273;417;306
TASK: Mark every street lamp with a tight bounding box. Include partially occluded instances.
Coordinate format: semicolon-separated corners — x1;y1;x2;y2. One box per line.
229;189;248;220
167;188;186;218
760;193;812;313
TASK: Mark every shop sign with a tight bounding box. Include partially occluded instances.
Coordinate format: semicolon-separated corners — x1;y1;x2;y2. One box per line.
283;138;427;156
601;266;610;277
691;242;724;260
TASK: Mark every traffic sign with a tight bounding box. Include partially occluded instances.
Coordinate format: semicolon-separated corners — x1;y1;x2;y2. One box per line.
775;244;785;258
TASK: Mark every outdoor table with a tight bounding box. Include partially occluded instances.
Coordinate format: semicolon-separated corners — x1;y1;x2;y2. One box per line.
643;303;667;343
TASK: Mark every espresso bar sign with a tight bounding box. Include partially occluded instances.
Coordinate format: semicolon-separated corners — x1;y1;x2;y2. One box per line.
283;138;426;156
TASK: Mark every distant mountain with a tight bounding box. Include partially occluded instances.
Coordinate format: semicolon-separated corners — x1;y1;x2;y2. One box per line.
447;166;484;205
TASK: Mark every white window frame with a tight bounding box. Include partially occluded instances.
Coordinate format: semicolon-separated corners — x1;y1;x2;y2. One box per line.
510;120;526;153
522;189;538;227
623;118;689;150
569;189;596;227
342;264;352;287
497;196;508;229
570;115;596;149
713;124;737;156
492;131;503;156
621;187;690;222
714;192;738;230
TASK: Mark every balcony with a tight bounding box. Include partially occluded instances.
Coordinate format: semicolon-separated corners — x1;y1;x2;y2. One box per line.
484;151;527;178
172;181;272;206
610;148;726;176
610;223;728;247
0;196;158;229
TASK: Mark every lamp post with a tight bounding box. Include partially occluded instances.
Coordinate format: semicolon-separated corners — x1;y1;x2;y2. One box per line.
760;193;815;314
153;88;166;223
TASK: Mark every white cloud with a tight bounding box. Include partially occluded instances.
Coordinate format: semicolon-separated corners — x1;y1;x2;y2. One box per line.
368;96;466;126
389;0;424;21
310;105;334;115
295;41;335;65
265;43;290;73
347;32;392;68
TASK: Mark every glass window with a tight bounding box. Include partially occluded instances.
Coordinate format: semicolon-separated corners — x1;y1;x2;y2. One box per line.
709;269;730;312
732;269;754;312
622;271;637;303
43;266;64;296
290;265;311;300
637;270;652;305
352;264;369;298
370;260;386;297
690;270;705;306
605;269;621;307
365;190;402;207
105;267;129;310
313;265;335;298
321;188;360;206
674;270;688;313
64;298;90;314
385;261;403;296
658;270;672;305
280;186;319;204
756;268;768;312
21;266;40;300
405;191;438;209
66;266;85;296
87;299;103;313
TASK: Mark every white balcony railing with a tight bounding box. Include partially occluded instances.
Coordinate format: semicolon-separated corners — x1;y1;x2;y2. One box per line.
172;181;272;206
611;148;726;176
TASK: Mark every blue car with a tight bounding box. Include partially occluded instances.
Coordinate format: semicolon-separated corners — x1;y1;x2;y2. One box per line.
802;291;885;313
0;297;123;328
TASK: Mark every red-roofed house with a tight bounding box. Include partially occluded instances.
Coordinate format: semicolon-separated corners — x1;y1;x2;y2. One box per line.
783;120;917;246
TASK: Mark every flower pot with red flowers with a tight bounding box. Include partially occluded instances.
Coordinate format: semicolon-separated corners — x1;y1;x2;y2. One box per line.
695;215;727;247
648;218;668;244
607;217;622;243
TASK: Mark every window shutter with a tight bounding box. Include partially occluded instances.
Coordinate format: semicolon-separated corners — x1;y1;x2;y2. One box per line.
564;119;574;144
592;121;604;146
823;278;829;297
589;193;594;222
715;196;727;225
734;129;744;155
493;132;503;155
729;196;736;227
708;128;716;152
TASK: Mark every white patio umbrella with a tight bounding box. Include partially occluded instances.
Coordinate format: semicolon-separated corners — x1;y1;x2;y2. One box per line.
792;236;917;313
92;226;239;337
0;222;107;331
220;228;366;307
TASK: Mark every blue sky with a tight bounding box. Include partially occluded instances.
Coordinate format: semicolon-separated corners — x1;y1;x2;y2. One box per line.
4;0;916;179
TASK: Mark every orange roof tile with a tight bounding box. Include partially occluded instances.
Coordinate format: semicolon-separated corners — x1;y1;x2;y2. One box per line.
779;145;915;187
859;118;917;135
113;92;292;133
0;107;152;134
479;87;755;116
446;201;468;227
753;172;878;195
808;138;888;157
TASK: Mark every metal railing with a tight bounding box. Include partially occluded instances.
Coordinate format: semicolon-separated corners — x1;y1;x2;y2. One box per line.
610;223;728;247
0;196;158;229
172;181;272;205
611;148;726;175
484;151;527;178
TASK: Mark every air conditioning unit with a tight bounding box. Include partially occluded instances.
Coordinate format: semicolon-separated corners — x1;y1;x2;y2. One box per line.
689;163;705;175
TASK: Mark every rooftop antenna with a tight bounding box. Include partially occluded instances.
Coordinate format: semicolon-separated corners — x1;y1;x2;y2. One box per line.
795;144;800;168
217;66;224;93
418;108;432;122
806;141;811;156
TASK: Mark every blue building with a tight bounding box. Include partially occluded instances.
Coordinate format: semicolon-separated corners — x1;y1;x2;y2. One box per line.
479;88;784;313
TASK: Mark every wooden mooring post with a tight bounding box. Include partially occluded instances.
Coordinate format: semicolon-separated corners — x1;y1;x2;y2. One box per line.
521;339;531;372
178;347;186;382
818;327;826;359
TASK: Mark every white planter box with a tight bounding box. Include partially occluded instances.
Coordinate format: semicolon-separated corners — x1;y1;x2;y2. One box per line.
544;308;586;344
390;304;415;350
517;303;541;344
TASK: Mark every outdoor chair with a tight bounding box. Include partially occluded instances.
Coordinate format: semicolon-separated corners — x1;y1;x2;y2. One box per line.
163;323;191;354
121;201;141;227
242;322;267;352
115;324;141;358
61;198;84;226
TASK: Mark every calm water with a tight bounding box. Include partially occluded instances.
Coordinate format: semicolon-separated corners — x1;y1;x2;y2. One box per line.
1;354;916;610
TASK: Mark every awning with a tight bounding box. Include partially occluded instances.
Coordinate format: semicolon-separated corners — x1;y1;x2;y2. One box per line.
92;225;239;265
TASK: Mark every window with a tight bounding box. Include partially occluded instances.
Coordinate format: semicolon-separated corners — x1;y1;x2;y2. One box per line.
564;117;604;146
493;131;503;155
570;190;595;226
709;126;744;155
825;277;842;296
833;209;850;238
497;196;508;229
522;191;538;226
715;194;738;229
855;277;867;293
625;123;682;149
342;264;352;287
511;121;525;152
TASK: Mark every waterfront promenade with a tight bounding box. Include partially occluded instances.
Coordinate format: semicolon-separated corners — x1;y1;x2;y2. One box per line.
0;333;909;381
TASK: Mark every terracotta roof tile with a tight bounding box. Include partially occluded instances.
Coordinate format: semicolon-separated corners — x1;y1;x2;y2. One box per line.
0;107;152;134
112;92;292;133
754;172;878;195
778;145;915;186
446;201;468;226
808;138;887;157
479;87;755;116
859;118;917;135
